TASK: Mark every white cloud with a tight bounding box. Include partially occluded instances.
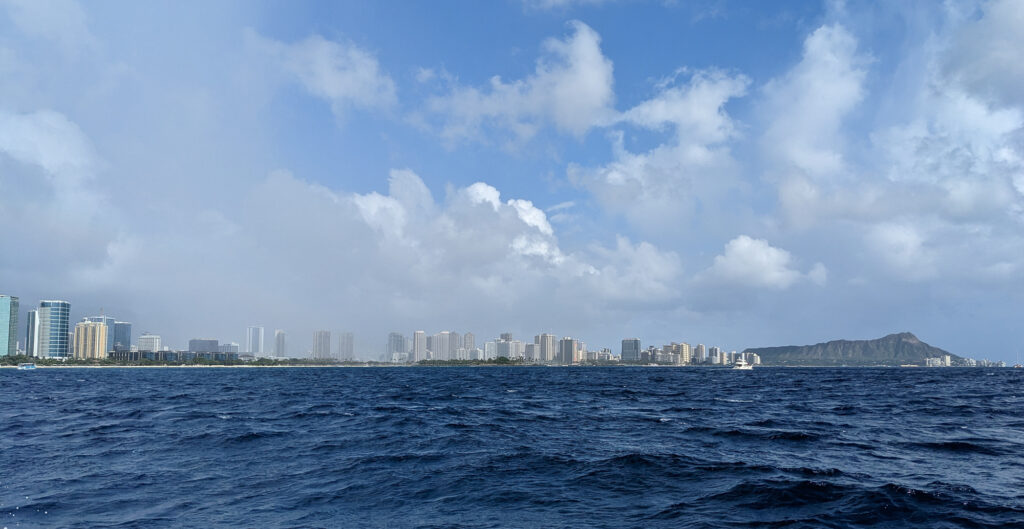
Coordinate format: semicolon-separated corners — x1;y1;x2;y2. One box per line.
0;109;101;212
700;235;821;290
864;223;935;281
426;21;614;145
585;236;682;304
570;68;749;232
0;109;113;292
250;31;397;119
943;0;1024;109
508;199;554;236
463;182;502;211
762;24;867;178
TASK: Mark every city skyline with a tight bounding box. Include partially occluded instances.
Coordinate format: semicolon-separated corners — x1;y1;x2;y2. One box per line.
2;292;1007;367
0;291;1011;364
2;2;1023;362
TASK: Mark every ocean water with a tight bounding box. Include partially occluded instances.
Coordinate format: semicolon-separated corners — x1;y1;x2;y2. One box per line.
1;367;1023;528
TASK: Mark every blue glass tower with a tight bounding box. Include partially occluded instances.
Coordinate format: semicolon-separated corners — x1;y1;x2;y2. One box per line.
37;300;71;358
112;322;132;352
0;295;18;356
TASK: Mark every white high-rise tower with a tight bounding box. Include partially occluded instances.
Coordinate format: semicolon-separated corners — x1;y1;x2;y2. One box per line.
246;326;265;355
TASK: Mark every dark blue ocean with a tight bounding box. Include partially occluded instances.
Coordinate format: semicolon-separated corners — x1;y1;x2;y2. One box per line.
2;367;1023;528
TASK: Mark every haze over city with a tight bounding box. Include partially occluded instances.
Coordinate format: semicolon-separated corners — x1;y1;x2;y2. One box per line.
2;1;1022;361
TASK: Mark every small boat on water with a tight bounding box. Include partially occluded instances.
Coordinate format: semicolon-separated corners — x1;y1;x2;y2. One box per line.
17;363;37;370
732;358;753;370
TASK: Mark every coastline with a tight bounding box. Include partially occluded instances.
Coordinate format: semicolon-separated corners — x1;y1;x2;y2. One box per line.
1;364;998;369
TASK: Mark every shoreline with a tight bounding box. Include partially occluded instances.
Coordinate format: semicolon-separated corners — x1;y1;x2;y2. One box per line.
1;364;1000;369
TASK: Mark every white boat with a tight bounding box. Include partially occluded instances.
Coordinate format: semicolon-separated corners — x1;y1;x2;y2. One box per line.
731;359;753;370
17;363;37;370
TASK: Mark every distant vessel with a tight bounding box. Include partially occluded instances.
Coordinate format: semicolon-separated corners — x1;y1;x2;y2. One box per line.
732;359;753;370
17;363;37;370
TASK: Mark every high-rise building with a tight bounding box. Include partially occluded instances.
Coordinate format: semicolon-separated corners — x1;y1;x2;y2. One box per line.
0;295;18;356
33;300;71;358
559;337;579;365
111;322;132;352
85;315;115;328
463;332;475;352
709;346;722;365
338;332;354;361
189;338;219;352
524;343;538;362
695;344;706;363
313;330;332;360
413;331;427;362
274;330;286;357
496;333;522;359
25;310;37;357
138;333;161;352
219;342;240;353
535;333;556;363
432;331;451;361
74;320;108;359
449;332;462;358
246;326;265;355
84;316;116;353
679;342;692;364
387;332;406;357
621;338;641;363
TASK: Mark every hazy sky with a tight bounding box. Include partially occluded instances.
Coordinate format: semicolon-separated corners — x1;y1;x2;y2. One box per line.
1;0;1022;360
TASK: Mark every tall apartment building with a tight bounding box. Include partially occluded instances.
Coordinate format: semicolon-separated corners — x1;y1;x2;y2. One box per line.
338;332;354;360
313;330;332;360
246;326;265;355
74;319;108;359
413;331;427;362
274;330;286;357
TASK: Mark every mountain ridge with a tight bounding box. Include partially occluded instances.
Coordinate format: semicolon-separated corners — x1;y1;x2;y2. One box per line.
743;332;960;366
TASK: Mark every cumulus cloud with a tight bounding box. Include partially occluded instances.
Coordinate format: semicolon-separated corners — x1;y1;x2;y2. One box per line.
751;9;1024;301
943;0;1024;109
761;24;868;178
570;68;749;233
250;31;397;119
0;109;102;214
0;109;112;292
425;20;614;145
864;223;935;281
42;159;683;352
699;235;822;290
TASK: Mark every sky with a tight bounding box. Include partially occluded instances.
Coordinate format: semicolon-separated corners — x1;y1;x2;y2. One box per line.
1;0;1022;360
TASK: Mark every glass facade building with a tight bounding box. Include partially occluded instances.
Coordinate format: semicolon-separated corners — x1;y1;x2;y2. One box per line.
111;322;132;352
621;338;641;363
188;339;219;353
0;295;18;356
36;300;71;358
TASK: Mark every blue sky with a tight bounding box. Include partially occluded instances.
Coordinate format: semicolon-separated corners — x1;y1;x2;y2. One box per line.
1;0;1022;360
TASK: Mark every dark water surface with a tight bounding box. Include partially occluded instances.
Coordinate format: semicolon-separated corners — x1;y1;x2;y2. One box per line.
2;367;1023;528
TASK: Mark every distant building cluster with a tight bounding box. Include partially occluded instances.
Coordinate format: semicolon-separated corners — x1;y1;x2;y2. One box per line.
0;292;1011;368
378;330;756;367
